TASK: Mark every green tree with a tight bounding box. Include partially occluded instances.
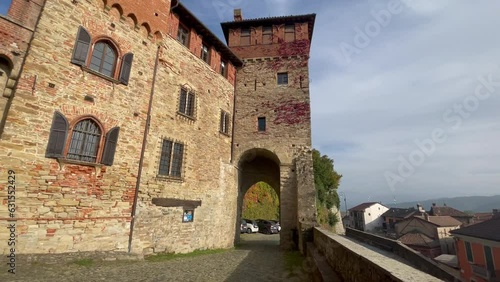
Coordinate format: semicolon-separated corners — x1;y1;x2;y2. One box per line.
242;182;280;220
312;149;342;228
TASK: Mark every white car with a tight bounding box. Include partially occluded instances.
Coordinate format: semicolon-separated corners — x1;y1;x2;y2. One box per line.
243;219;259;233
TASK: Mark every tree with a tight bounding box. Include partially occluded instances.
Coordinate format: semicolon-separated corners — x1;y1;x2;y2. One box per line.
312;149;342;228
242;182;280;220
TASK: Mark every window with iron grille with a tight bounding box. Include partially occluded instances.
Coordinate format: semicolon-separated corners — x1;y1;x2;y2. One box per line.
177;23;190;47
220;110;230;135
263;26;273;44
277;72;288;85
285;24;295;42
66;119;101;162
158;139;184;178
46;112;120;166
240;28;250;46
201;44;210;64
178;88;195;118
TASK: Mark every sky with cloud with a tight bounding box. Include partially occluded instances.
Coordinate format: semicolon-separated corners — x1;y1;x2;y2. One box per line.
180;0;500;208
2;0;498;208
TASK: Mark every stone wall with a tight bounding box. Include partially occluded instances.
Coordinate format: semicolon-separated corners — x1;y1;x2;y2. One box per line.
0;0;238;255
130;31;239;254
0;0;43;133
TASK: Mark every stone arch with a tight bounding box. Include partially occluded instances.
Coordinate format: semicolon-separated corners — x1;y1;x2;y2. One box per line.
109;3;123;21
238;148;281;196
0;56;13;97
236;148;282;244
126;13;138;29
153;31;163;43
139;22;151;37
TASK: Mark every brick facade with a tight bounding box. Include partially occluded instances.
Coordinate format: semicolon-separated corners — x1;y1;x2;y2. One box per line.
0;0;318;255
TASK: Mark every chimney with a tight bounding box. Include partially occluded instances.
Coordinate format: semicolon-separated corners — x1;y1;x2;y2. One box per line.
493;209;499;218
234;9;243;21
424;213;429;221
417;204;424;213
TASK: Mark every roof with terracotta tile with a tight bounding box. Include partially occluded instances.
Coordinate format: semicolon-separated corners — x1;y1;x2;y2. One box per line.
398;232;440;247
414;215;462;227
382;208;417;219
349;202;381;212
450;217;500;242
429;206;472;218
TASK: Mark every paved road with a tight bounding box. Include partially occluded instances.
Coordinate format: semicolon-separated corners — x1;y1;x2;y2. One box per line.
1;233;313;282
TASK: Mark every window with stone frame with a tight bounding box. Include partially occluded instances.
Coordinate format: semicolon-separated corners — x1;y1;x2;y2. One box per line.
177;23;190;47
201;43;210;64
258;117;266;132
45;111;120;166
178;88;196;118
277;72;288;85
71;26;133;85
158;139;184;178
284;24;295;42
262;26;273;44
240;28;250;46
220;110;230;135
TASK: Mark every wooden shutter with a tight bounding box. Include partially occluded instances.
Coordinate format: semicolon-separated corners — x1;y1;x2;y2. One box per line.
225;112;230;134
45;111;68;158
220;111;224;132
101;127;120;166
71;26;91;66
119;53;134;85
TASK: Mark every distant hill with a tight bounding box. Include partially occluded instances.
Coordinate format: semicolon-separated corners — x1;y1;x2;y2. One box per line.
391;195;500;213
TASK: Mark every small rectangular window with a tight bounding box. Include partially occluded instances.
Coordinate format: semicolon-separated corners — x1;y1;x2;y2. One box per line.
158;139;184;178
465;241;473;262
183;209;194;223
201;44;210;64
263;26;273;44
220;60;227;77
484;246;494;271
258;117;266;132
241;28;250;46
178;88;195;118
285;24;295;42
177;24;190;47
220;110;230;135
277;72;288;85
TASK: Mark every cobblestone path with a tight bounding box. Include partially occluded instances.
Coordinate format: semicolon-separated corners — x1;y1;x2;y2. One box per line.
1;234;312;282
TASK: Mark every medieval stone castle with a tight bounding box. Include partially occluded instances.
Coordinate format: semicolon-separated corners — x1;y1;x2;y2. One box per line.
0;0;319;255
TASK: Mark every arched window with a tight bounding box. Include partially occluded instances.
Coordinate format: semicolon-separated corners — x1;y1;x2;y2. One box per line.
67;119;102;163
46;112;120;165
71;26;134;85
89;41;117;77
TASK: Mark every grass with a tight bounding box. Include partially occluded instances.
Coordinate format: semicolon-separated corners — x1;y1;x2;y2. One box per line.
284;251;305;273
145;248;229;262
72;258;94;267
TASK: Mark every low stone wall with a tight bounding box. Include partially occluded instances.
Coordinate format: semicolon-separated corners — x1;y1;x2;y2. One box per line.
313;228;443;282
345;228;457;281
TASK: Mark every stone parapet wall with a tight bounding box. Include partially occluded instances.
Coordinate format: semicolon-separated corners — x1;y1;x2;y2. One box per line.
313;228;443;282
345;228;457;281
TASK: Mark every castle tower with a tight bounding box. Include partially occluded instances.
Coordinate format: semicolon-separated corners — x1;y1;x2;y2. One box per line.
222;10;317;250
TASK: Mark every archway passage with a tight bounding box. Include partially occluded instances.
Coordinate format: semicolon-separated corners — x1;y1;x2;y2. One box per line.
237;148;297;250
